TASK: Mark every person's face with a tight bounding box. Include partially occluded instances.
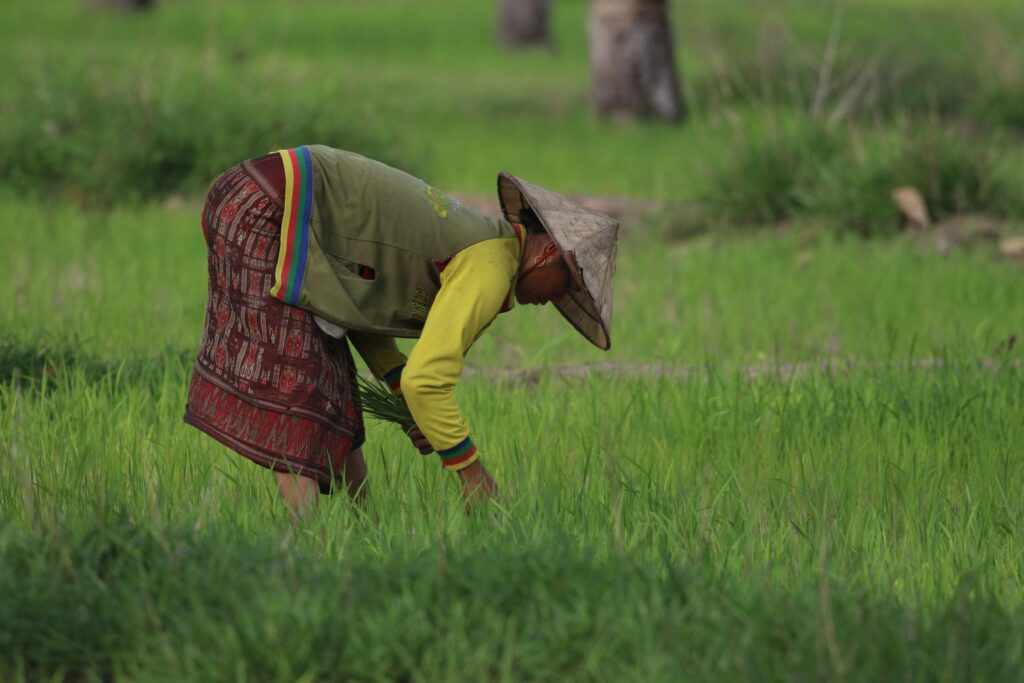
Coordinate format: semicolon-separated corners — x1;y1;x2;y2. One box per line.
515;235;573;305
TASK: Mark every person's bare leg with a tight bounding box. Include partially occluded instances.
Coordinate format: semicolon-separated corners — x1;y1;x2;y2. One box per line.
342;447;368;503
274;470;320;523
274;447;367;523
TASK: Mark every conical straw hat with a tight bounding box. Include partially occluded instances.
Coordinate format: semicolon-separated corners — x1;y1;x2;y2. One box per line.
497;173;619;350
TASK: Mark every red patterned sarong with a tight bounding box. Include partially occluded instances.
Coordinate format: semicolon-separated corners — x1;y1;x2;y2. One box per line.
184;154;364;494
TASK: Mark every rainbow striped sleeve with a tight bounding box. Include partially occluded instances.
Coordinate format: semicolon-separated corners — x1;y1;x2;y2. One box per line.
269;146;314;305
437;436;479;471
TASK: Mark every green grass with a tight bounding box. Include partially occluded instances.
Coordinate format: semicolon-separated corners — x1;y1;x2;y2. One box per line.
4;0;1024;678
3;195;1023;369
2;349;1024;680
2;194;1024;679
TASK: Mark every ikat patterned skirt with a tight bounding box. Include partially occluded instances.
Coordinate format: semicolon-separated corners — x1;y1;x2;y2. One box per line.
183;154;364;494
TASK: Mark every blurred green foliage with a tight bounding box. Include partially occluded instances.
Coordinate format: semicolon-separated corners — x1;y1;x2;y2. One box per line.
1;0;1022;234
3;516;1024;681
704;117;1022;235
0;62;409;204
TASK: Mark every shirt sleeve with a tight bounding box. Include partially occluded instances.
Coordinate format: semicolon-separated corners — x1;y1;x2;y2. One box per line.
347;331;408;392
401;238;519;471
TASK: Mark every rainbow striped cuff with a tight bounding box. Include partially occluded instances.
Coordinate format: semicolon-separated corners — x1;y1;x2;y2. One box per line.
270;146;314;305
384;364;404;393
438;437;479;471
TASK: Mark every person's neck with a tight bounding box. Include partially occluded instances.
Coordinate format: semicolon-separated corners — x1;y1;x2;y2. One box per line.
517;230;542;277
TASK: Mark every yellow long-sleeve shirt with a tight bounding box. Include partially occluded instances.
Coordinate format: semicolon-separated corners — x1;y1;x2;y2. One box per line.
350;232;525;470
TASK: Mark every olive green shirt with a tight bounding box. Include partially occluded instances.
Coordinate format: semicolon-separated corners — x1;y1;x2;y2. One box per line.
270;145;517;337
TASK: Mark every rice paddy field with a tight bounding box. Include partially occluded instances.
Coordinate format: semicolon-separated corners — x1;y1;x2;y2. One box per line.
3;0;1024;681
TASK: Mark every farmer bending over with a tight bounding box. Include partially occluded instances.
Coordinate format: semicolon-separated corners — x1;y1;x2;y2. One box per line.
183;146;618;517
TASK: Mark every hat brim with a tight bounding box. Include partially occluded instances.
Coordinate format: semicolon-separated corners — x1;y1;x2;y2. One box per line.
497;173;616;350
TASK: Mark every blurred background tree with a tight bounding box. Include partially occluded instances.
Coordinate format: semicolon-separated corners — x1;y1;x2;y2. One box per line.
588;0;686;123
497;0;552;50
87;0;154;10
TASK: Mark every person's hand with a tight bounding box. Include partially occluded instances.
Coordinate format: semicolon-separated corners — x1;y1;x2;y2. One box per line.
405;426;433;455
457;460;498;509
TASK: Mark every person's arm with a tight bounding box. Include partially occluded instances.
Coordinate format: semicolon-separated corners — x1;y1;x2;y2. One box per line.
346;330;433;453
347;330;407;391
401;241;517;476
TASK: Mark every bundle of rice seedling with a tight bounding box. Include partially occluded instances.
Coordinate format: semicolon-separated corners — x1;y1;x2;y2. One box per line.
356;374;415;432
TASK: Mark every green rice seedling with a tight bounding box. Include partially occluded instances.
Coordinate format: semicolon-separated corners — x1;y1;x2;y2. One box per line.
357;373;414;432
3;353;1024;681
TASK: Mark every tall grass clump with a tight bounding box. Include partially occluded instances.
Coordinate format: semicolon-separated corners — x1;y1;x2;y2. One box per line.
0;59;415;204
701;117;843;226
981;86;1024;132
812;124;1022;237
702;117;1023;236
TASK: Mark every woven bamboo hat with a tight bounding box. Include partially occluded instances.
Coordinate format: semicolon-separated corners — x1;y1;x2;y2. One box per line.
497;173;619;350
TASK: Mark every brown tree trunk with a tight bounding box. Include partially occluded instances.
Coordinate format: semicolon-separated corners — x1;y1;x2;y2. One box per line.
497;0;552;49
588;0;686;123
87;0;154;10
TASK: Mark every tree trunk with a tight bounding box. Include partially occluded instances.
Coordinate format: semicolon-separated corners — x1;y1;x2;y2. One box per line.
588;0;686;123
87;0;154;10
497;0;552;49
